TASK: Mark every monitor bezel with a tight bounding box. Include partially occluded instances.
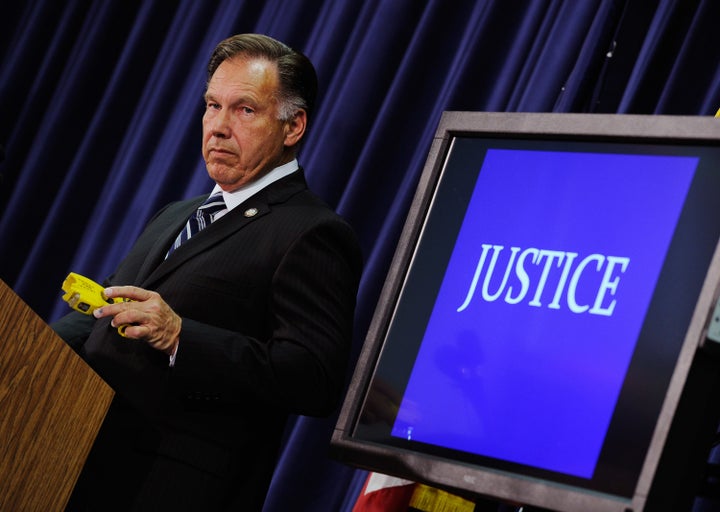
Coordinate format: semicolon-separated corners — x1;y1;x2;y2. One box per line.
332;112;720;512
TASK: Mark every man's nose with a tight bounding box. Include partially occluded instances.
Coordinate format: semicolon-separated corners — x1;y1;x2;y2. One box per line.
210;110;231;138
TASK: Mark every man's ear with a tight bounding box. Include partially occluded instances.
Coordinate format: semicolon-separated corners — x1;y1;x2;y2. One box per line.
283;109;307;148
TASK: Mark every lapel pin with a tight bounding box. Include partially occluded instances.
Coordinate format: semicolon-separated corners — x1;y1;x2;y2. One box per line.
244;208;259;218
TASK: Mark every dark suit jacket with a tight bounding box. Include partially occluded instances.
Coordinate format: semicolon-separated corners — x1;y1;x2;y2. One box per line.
53;171;362;511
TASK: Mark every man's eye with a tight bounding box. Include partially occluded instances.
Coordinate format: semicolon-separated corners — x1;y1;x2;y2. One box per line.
206;102;220;110
240;106;254;115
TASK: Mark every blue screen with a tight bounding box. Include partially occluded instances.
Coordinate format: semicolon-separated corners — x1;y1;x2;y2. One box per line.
390;149;698;477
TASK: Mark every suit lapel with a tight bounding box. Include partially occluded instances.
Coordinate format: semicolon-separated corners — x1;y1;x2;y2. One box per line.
139;170;308;288
134;197;204;284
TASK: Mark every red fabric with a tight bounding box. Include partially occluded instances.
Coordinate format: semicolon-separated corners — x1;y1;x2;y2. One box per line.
352;473;417;512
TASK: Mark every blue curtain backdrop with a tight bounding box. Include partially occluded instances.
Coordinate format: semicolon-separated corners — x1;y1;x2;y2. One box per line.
1;0;720;510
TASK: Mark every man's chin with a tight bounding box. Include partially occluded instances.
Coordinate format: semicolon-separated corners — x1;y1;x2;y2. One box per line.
207;168;253;191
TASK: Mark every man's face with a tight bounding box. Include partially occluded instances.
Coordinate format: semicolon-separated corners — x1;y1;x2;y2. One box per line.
202;56;301;191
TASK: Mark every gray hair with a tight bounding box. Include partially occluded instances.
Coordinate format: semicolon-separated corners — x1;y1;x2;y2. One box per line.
207;33;318;123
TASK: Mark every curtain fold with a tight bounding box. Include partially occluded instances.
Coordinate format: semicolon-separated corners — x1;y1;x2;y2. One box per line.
1;1;719;510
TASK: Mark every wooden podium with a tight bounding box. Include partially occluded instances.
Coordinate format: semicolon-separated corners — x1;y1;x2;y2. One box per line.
0;279;114;511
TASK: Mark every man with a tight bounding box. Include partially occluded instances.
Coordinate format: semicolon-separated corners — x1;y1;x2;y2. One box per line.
53;33;362;511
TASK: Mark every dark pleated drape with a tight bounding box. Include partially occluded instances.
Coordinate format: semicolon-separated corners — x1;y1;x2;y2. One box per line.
1;1;719;511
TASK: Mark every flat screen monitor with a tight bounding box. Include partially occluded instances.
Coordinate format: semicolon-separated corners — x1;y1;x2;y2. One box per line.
332;112;720;512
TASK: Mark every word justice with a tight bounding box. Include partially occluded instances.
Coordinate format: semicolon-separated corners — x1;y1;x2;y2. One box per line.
456;244;630;316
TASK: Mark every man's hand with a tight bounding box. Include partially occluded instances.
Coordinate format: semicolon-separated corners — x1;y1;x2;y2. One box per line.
93;286;181;356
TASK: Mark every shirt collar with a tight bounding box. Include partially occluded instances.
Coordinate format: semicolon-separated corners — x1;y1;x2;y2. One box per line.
210;159;299;213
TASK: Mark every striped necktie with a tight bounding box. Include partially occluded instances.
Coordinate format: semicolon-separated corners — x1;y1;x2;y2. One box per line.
166;193;226;257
